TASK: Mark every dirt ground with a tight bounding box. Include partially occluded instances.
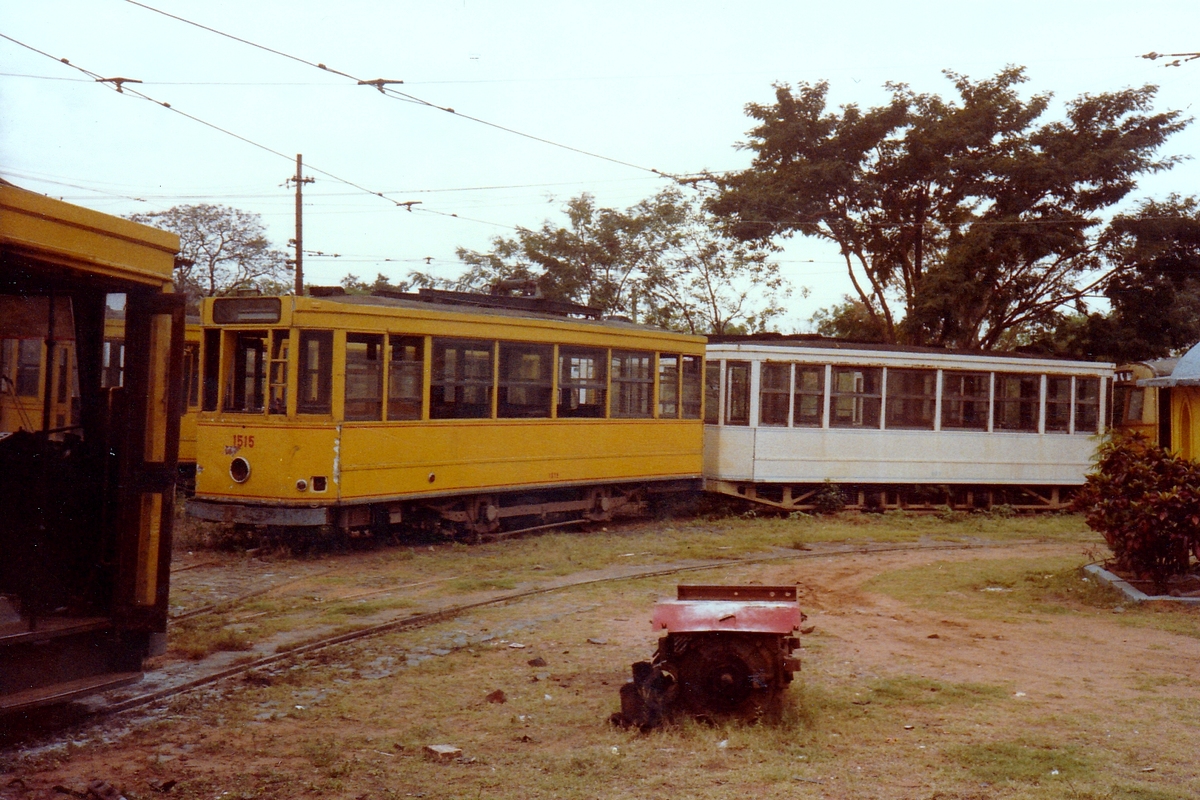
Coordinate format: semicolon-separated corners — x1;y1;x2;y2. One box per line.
3;526;1200;799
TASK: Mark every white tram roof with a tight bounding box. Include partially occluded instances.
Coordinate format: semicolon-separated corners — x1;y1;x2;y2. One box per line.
706;334;1113;374
1141;344;1200;387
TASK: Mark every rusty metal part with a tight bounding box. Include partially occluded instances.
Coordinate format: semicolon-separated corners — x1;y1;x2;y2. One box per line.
612;585;807;729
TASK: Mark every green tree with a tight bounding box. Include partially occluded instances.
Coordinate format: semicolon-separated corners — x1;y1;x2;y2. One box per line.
454;188;790;334
129;204;291;307
709;67;1188;349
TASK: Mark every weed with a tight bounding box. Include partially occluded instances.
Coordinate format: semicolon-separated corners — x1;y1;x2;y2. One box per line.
947;739;1091;783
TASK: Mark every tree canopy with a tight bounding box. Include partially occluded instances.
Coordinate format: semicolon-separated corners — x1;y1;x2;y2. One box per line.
708;67;1189;349
129;204;291;307
453;188;791;335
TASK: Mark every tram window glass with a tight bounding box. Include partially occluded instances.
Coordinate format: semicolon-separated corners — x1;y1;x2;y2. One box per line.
659;354;680;418
682;355;702;419
994;373;1040;431
345;333;384;421
1075;377;1101;433
202;329;220;411
297;330;333;414
1045;376;1072;432
725;361;751;426
16;339;41;397
183;342;200;408
268;332;288;414
830;367;881;428
759;363;790;426
942;371;989;430
499;342;553;418
1124;387;1145;423
704;361;721;424
388;335;423;420
225;332;267;413
558;346;606;418
794;366;824;427
101;339;125;388
885;368;936;430
431;338;494;419
611;351;653;418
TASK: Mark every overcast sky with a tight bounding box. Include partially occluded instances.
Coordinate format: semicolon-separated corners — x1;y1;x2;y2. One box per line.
3;1;1198;329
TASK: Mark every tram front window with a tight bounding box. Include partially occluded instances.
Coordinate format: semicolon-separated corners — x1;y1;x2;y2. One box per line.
226;331;267;413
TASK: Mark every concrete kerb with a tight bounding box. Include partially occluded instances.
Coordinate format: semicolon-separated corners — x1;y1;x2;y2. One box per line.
1085;563;1200;605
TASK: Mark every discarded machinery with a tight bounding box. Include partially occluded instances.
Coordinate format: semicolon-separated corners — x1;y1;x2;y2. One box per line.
613;585;805;729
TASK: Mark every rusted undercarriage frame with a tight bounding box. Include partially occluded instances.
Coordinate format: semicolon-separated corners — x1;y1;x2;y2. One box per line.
333;479;696;538
706;479;1076;512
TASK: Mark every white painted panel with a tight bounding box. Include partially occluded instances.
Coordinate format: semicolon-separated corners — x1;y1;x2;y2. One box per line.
704;425;756;481
746;427;1100;485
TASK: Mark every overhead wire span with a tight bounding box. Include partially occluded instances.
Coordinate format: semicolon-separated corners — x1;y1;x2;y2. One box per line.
0;31;516;230
123;0;671;178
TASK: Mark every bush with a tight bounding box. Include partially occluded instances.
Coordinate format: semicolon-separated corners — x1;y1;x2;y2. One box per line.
1072;433;1200;591
812;480;847;515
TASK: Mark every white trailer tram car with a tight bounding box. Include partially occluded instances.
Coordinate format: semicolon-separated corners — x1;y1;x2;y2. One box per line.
702;336;1113;512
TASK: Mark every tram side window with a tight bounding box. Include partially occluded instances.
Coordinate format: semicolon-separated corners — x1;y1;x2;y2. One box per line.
558;347;606;418
388;335;423;421
681;355;702;419
659;354;680;418
942;371;989;430
703;361;720;424
268;332;288;414
202;329;220;411
15;339;41;397
297;330;333;415
226;331;267;413
994;373;1040;432
759;363;790;426
1045;376;1072;433
830;367;881;428
725;361;751;426
794;366;824;427
183;342;200;408
1075;377;1101;433
345;333;384;421
431;338;494;419
101;338;125;388
1119;386;1145;424
885;368;936;430
499;342;552;418
611;351;654;418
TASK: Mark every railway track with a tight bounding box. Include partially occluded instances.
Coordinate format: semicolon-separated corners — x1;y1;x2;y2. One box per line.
97;538;1070;719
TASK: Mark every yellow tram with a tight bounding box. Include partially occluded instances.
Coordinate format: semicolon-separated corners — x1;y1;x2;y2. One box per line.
188;291;706;536
1;182;185;712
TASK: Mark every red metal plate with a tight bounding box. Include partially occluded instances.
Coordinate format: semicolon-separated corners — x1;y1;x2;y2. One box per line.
651;600;803;634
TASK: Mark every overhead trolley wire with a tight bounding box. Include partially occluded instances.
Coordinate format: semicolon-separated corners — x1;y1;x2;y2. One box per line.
0;31;517;231
123;0;670;178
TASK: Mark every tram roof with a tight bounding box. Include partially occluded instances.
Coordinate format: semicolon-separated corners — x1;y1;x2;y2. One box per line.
707;333;1114;369
234;290;705;342
0;181;179;293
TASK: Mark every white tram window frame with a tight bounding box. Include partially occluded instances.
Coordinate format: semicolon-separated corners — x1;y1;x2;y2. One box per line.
993;373;1040;433
725;360;751;426
758;361;790;427
793;364;825;427
1045;375;1072;434
1075;376;1102;434
829;366;882;429
940;370;990;431
884;367;937;430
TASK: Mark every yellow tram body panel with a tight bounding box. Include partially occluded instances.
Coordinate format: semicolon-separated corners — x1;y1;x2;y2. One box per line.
191;294;705;522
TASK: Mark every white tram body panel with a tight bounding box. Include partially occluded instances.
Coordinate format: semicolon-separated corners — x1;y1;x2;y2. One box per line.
703;338;1113;509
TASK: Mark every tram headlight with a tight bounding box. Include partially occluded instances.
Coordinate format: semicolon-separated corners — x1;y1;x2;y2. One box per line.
230;457;251;483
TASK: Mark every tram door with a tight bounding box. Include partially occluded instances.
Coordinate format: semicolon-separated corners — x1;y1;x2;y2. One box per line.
112;291;185;641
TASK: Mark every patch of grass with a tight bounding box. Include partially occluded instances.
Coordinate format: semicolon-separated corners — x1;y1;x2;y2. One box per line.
169;616;254;660
947;739;1091;784
323;597;416;617
864;556;1124;620
865;675;1006;707
449;575;518;592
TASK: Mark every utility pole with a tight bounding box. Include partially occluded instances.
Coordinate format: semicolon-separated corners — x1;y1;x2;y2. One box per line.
288;154;314;296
